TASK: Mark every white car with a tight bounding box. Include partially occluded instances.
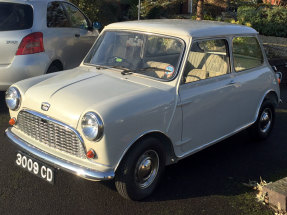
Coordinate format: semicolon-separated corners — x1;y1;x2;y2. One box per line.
5;20;280;200
0;0;99;90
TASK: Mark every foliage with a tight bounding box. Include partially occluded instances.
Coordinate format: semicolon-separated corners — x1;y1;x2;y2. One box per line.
70;0;122;25
237;5;287;37
141;0;184;19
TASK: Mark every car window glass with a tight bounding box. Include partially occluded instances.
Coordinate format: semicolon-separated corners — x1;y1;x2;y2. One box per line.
233;37;264;72
85;31;184;81
145;37;182;56
183;39;229;84
47;2;70;28
0;2;33;31
62;3;88;29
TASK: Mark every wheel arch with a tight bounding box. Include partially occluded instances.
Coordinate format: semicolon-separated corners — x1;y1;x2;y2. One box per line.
46;60;64;73
255;90;279;121
115;131;177;172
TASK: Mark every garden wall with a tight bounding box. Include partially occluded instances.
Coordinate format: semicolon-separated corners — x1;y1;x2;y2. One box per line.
259;35;287;58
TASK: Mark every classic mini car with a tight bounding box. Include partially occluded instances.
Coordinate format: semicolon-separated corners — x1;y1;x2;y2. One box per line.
5;20;281;200
0;0;99;91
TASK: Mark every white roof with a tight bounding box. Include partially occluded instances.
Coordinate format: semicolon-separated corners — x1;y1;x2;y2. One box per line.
105;19;258;38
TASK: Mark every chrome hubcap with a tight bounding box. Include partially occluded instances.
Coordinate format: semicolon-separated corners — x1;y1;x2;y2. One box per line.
135;150;159;189
259;108;272;133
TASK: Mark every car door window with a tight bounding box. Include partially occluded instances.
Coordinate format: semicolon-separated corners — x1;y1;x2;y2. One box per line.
232;36;264;72
62;3;88;30
183;39;230;84
47;1;70;28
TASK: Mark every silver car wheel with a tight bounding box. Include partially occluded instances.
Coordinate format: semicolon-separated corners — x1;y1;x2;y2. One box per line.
259;108;272;134
135;150;159;189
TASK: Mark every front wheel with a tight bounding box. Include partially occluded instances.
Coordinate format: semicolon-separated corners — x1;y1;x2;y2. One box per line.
115;137;166;200
249;100;275;140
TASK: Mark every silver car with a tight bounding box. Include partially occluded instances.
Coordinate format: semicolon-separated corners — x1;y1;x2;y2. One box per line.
0;0;98;91
5;20;281;200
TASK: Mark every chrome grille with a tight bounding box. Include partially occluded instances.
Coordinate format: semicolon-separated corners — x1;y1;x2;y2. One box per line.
17;110;86;159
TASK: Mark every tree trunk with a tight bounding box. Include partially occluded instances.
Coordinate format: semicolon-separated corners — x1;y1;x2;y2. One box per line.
196;0;204;20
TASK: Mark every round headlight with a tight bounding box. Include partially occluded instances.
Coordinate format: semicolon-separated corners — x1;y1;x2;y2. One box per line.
81;112;104;141
5;87;21;111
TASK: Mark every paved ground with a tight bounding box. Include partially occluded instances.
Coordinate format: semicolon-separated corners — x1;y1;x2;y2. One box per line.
0;87;287;215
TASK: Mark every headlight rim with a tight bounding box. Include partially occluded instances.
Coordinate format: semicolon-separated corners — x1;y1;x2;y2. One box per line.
5;87;21;111
81;111;104;141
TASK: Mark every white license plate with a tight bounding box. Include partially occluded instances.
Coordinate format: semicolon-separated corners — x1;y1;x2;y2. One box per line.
15;152;55;184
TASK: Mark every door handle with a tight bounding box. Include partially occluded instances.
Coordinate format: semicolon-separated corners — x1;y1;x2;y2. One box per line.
75;34;80;38
226;80;241;87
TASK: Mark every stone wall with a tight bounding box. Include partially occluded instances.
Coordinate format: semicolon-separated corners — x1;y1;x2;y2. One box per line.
259;35;287;58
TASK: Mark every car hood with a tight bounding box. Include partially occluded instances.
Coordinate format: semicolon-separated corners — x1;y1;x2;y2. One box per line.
21;68;159;128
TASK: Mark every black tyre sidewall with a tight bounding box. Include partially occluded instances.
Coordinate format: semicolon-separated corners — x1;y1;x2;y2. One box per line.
115;137;166;200
47;64;61;74
250;100;275;140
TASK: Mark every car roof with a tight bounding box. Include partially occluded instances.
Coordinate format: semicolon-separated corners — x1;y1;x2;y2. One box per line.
105;19;258;38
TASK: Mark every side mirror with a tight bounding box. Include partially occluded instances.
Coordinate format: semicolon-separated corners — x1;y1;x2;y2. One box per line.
93;22;102;30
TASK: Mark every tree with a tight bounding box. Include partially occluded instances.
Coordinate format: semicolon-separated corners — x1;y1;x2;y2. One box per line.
196;0;204;20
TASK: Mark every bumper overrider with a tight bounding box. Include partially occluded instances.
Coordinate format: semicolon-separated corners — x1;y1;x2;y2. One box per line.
5;127;115;181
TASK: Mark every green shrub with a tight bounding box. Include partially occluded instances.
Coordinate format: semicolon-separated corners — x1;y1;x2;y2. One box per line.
236;5;287;37
141;0;184;19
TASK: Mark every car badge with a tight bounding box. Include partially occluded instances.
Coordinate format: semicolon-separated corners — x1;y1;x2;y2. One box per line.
41;102;50;111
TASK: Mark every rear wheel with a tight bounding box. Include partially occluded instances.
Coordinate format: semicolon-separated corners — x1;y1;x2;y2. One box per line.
249;100;275;140
115;137;165;200
47;62;63;74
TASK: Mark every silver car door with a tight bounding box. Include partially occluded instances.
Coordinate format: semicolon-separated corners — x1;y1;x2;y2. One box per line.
45;1;79;69
178;38;240;154
61;2;98;67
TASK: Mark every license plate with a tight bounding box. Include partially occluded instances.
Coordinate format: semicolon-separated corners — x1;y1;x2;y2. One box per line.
15;152;55;184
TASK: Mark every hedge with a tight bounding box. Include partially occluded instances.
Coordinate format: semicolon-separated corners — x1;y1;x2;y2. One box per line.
237;5;287;37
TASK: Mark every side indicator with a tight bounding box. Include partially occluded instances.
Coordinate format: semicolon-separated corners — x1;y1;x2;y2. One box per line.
86;149;96;159
9;118;16;126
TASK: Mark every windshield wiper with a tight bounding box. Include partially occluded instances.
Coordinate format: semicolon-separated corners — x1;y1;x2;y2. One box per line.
138;67;171;73
104;65;135;75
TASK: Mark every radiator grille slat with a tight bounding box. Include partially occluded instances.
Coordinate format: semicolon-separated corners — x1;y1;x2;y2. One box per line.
17;111;86;159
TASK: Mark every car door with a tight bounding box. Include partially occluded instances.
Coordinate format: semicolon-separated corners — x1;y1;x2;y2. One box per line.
45;1;78;69
61;2;98;68
178;38;241;154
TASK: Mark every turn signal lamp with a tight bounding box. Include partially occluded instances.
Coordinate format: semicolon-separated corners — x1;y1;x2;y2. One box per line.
9;118;16;126
86;149;96;159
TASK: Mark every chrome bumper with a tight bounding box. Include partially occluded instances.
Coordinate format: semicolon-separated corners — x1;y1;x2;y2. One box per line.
5;127;115;181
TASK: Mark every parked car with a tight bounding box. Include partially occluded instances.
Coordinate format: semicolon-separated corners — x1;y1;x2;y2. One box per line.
269;58;286;84
5;20;280;200
0;0;99;91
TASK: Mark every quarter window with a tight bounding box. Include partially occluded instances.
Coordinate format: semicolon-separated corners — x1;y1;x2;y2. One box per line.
232;37;264;72
0;2;33;31
183;39;230;84
47;2;69;28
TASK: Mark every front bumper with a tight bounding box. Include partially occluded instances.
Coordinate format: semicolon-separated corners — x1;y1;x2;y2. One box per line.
5;127;115;181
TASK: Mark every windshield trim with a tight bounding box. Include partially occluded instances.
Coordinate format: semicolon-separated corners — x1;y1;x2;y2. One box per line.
83;30;186;82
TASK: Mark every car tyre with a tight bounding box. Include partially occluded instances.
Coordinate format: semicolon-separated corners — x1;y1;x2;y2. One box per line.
47;63;62;74
115;137;166;200
249;100;275;140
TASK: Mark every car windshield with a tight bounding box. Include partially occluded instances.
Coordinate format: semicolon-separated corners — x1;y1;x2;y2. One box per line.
0;3;33;31
84;31;184;81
